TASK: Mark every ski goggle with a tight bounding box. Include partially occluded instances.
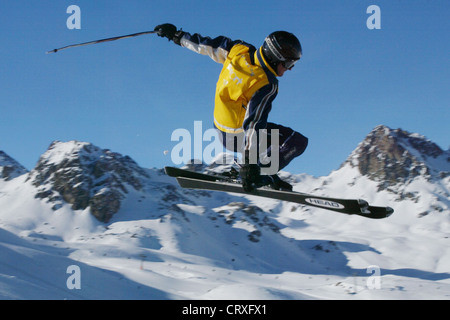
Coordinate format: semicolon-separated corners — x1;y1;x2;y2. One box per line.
282;59;298;70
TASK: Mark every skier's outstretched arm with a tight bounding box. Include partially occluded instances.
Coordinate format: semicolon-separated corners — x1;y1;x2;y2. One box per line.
154;23;241;64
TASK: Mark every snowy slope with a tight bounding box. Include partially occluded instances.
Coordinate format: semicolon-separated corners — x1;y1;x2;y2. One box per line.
0;126;449;300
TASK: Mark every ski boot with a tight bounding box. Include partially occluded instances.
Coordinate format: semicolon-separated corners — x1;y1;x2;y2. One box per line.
221;167;240;180
258;174;293;191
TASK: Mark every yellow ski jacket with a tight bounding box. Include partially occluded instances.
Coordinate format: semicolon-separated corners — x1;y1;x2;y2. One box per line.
180;32;279;143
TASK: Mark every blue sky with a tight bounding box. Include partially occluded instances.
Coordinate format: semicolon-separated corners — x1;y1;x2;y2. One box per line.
1;1;449;177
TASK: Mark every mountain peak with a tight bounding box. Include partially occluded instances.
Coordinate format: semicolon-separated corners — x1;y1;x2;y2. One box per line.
38;140;93;166
0;151;28;181
28;140;150;222
342;125;449;188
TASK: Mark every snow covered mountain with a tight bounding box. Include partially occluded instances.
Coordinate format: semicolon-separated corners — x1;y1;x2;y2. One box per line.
0;125;449;300
27;140;152;222
327;125;449;216
342;125;449;188
0;151;27;181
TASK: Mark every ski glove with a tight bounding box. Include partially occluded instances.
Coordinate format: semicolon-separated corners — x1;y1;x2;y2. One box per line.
154;23;184;46
240;164;261;192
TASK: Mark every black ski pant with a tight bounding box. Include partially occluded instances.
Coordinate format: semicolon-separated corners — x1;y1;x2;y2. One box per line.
215;122;308;172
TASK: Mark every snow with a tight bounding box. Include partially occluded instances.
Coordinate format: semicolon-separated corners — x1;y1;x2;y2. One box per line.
0;137;449;300
38;141;91;166
0;167;448;300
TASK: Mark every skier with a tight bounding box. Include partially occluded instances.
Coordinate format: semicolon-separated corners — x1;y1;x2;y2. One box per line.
155;23;308;192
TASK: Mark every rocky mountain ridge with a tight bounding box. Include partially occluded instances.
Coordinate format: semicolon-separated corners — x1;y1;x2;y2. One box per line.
341;125;449;190
23;141;152;222
0;151;28;181
1;125;448;223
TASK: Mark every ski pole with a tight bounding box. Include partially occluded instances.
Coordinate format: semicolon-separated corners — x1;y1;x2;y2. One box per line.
46;30;157;54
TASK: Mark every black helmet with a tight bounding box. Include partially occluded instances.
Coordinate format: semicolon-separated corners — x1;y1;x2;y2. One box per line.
262;31;302;71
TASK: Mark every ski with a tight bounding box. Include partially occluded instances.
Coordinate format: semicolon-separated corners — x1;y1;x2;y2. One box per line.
164;166;233;182
164;167;394;219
